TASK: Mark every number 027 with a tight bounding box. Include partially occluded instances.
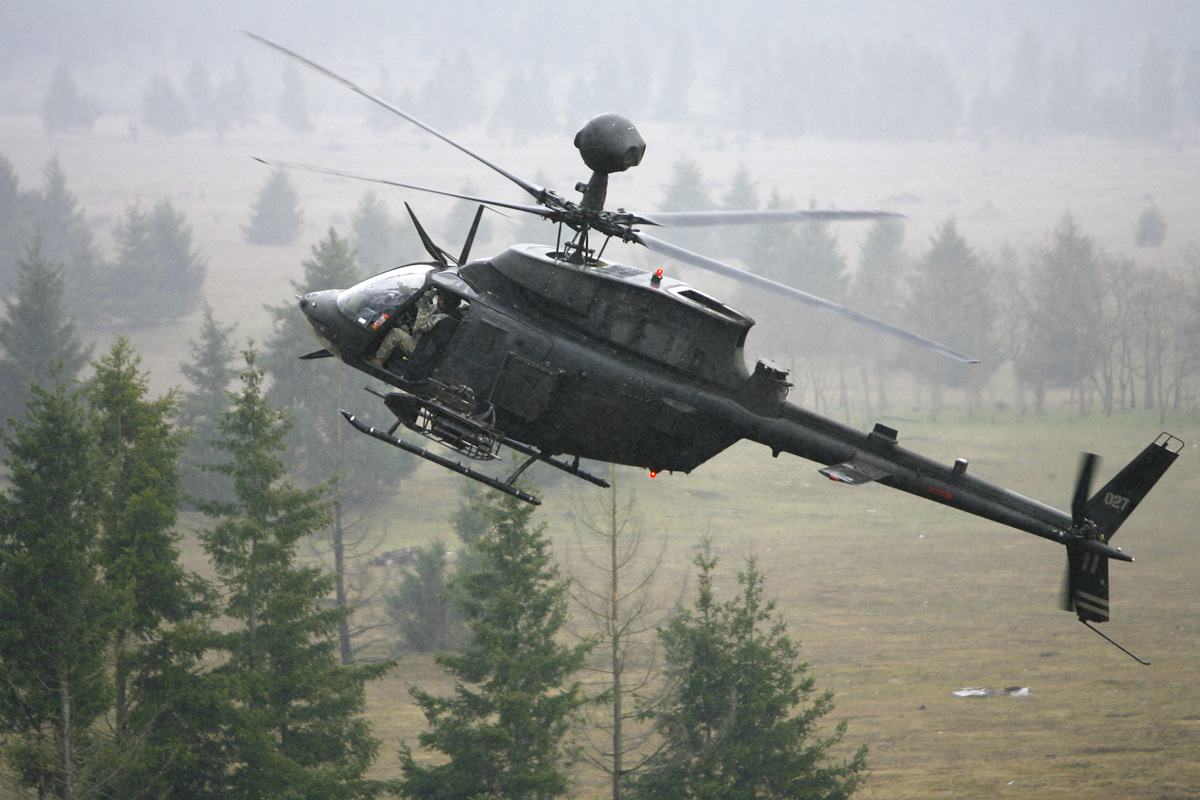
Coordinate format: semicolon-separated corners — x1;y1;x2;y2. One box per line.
1104;492;1130;511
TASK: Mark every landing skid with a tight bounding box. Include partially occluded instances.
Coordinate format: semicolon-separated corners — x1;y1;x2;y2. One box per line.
343;387;610;505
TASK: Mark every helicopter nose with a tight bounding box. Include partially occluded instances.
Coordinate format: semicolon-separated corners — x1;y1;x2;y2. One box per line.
299;290;343;355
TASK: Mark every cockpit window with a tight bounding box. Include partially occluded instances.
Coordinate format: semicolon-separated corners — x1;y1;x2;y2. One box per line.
336;265;434;329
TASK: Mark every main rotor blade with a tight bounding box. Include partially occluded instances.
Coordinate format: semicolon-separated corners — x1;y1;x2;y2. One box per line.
632;231;978;364
250;157;556;219
632;208;905;228
242;32;549;205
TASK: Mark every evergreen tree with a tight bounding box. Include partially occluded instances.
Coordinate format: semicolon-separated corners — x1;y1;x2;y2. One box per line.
1004;28;1047;140
198;347;391;800
243;168;303;246
420;49;482;132
82;339;201;749
277;62;314;134
0;378;109;799
709;165;759;262
903;219;998;418
1136;37;1176;140
141;73;193;137
399;490;590;800
1135;204;1167;248
0;240;91;431
850;218;909;413
1015;214;1106;414
659;158;715;255
41;64;101;135
31;156;101;310
104;199;207;324
214;59;256;137
179;303;238;506
386;539;464;653
630;544;867;800
0;154;32;286
184;60;215;125
263;229;414;660
351;191;413;275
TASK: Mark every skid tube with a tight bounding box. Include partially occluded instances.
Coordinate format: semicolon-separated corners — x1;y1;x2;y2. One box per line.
342;407;612;503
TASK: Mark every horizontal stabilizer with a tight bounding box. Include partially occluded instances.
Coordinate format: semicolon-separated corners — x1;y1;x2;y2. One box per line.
299;348;334;360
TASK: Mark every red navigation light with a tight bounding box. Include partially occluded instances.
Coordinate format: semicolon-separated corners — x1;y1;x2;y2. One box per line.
649;470;658;478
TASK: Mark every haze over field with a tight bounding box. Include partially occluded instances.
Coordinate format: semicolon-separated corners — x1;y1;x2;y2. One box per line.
1;4;1198;799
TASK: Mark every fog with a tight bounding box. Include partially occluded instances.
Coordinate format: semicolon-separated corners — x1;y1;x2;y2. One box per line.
3;0;1198;110
2;0;1199;404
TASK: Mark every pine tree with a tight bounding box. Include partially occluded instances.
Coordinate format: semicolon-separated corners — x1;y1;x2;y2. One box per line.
104;198;207;324
0;378;109;800
214;59;256;137
399;490;590;800
351;191;413;274
851;218;909;413
710;165;759;262
386;539;464;653
31;156;101;311
630;544;867;800
82;338;202;749
141;73;193;137
198;347;391;800
659;158;715;255
263;229;413;661
0;154;32;286
243;168;303;246
1135;204;1167;248
0;240;91;431
904;219;998;418
179;303;238;506
41;64;102;135
1015;214;1106;414
277;63;314;134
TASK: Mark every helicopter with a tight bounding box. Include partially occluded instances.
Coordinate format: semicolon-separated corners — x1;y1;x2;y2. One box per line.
247;34;1180;653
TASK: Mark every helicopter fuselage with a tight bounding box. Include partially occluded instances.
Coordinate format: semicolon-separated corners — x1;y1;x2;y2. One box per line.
300;243;1173;553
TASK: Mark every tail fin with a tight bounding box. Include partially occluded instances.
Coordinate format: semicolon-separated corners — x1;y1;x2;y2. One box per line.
1084;433;1182;543
1063;544;1112;622
1063;433;1182;624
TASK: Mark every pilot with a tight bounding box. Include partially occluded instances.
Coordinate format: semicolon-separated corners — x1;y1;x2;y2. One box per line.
372;288;463;375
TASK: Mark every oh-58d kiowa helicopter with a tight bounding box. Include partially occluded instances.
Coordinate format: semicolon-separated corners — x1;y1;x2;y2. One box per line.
247;34;1181;657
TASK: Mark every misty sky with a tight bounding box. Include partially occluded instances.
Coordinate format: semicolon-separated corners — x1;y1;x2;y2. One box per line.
2;0;1198;111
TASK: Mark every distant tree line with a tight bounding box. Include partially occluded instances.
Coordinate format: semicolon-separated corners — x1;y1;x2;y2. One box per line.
0;152;206;334
41;28;1200;144
658;159;1200;420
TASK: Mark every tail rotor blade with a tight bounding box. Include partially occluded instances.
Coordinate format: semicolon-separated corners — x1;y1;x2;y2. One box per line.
1072;452;1099;528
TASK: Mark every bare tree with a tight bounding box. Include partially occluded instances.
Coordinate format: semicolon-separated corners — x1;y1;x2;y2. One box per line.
564;468;681;800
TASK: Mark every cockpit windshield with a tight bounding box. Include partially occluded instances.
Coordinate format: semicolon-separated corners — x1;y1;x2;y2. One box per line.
336;265;434;329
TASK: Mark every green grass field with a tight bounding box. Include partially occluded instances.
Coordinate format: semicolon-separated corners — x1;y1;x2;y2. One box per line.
340;412;1199;800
